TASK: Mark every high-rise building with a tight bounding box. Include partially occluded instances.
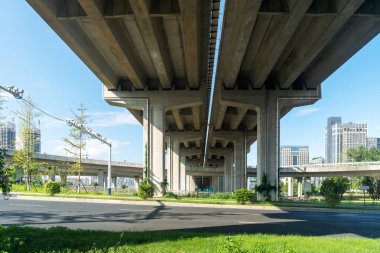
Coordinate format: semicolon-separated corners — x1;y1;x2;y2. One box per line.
367;137;380;149
0;122;16;150
325;117;342;163
280;146;309;166
325;117;367;163
31;128;41;153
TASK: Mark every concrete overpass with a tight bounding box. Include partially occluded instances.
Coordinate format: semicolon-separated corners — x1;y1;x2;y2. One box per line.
5;150;143;178
27;0;380;199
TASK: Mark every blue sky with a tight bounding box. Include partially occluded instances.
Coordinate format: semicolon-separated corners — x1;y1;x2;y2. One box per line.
1;1;380;165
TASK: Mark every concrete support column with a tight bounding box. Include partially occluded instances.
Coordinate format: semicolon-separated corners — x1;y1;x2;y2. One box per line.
166;137;172;191
149;105;165;195
212;176;219;192
224;154;233;192
180;155;186;192
304;177;311;198
287;177;293;197
297;177;303;198
50;168;56;182
172;140;180;192
112;177;117;188
134;177;140;192
98;170;105;189
257;94;279;201
234;139;246;190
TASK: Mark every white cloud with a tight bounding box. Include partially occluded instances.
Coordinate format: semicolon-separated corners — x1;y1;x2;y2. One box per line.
43;138;131;160
89;111;140;127
296;107;321;117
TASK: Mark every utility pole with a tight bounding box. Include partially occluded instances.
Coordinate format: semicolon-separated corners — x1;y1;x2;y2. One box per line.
66;120;113;195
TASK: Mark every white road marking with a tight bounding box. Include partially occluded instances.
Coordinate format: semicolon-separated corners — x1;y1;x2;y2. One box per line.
9;204;45;207
238;221;259;224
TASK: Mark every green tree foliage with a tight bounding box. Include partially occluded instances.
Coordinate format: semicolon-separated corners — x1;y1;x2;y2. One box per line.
0;149;12;198
11;95;41;191
138;178;154;199
347;146;380;200
320;177;350;207
234;188;253;204
63;104;90;193
44;181;61;196
347;146;380;162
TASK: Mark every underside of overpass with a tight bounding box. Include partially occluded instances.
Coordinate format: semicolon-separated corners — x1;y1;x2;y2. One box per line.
27;0;380;199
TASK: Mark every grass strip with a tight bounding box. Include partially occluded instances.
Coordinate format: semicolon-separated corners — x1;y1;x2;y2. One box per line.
0;226;379;253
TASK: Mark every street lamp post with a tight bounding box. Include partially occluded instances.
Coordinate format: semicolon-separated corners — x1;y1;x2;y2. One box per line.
66;120;113;195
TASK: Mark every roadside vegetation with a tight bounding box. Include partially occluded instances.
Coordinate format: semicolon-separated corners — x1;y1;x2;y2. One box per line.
1;226;379;253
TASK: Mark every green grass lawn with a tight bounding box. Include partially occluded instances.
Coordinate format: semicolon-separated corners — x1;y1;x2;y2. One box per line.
0;226;379;253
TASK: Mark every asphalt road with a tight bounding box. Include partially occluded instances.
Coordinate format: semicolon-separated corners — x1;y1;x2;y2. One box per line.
1;198;380;238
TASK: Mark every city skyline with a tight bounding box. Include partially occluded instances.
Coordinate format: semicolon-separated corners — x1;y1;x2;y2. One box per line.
1;1;380;166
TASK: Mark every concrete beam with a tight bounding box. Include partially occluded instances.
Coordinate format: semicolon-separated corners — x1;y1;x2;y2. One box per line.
277;0;365;89
219;0;261;88
179;0;201;89
250;1;313;88
245;117;257;130
129;0;174;89
172;109;185;130
78;0;146;90
230;108;248;130
222;140;229;148
26;0;119;90
192;106;201;131
181;148;202;156
214;104;227;130
195;139;201;148
183;141;190;148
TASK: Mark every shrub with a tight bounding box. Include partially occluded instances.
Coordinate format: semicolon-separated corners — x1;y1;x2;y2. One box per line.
44;182;61;196
160;179;168;196
138;179;154;199
255;175;276;201
121;184;127;190
324;192;341;207
164;192;179;199
211;193;234;200
234;188;253;204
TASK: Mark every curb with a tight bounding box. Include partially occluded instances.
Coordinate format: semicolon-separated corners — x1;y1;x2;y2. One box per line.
12;194;380;214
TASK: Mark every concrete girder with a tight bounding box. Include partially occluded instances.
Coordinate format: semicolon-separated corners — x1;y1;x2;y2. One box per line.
245;117;257;131
191;106;201;131
78;0;146;90
214;104;227;130
187;159;224;167
172;109;185;130
183;141;190;148
249;1;313;89
26;0;119;90
209;148;233;157
219;0;261;88
179;0;201;89
129;0;174;89
222;140;229;148
180;148;202;157
303;17;380;89
195;139;201;148
230;108;248;130
276;0;366;89
166;131;202;142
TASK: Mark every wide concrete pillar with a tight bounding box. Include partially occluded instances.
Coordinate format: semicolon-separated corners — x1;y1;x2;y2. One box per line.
149;105;165;194
112;177;117;188
297;177;303;198
166;137;173;191
304;177;311;198
180;155;186;192
224;154;233;192
257;94;278;201
98;170;105;188
287;177;293;197
212;176;219;192
171;140;180;192
234;139;246;190
134;177;140;191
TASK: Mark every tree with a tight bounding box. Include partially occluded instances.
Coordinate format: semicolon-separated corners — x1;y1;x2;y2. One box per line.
348;146;380;200
63;104;90;193
11;95;41;191
320;177;350;207
0;149;12;198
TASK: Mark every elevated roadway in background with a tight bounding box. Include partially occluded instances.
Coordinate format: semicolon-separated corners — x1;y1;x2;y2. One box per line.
247;162;380;177
27;0;380;199
5;150;143;178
